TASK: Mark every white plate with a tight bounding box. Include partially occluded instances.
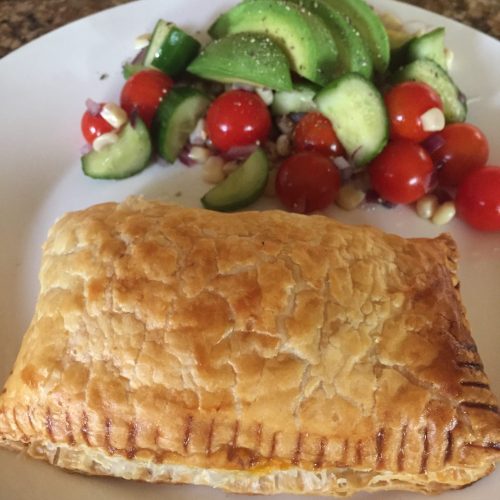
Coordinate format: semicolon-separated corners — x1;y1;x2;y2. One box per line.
0;0;499;498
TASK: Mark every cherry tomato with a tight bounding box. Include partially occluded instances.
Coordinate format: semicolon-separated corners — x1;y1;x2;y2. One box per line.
120;69;173;127
455;166;500;231
81;104;114;144
293;111;345;157
368;140;434;204
275;151;340;213
205;89;271;152
430;123;490;187
385;82;444;142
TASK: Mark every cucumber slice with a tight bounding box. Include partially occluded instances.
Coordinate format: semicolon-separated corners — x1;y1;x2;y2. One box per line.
315;73;388;167
392;28;446;70
82;119;152;179
271;82;318;115
406;28;446;68
201;148;269;212
153;87;211;163
145;20;201;77
188;33;292;91
393;58;467;123
122;63;146;79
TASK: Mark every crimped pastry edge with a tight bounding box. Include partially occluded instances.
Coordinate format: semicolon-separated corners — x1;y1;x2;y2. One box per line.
1;438;494;497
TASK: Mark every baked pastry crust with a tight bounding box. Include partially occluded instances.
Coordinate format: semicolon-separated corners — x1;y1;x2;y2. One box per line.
1;197;499;496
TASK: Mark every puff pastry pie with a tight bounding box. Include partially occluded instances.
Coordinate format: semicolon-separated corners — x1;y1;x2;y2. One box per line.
1;197;499;496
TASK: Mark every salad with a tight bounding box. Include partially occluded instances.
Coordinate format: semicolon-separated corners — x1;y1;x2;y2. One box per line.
79;0;500;232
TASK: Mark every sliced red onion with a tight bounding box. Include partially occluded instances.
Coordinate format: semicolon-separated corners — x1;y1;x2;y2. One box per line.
85;98;102;117
333;156;356;182
222;144;258;161
333;156;351;170
189;118;207;146
426;170;439;193
422;133;445;155
365;189;397;208
131;47;147;65
276;115;294;134
80;143;93;155
178;146;198;167
432;187;453;204
129;108;139;128
289;112;306;123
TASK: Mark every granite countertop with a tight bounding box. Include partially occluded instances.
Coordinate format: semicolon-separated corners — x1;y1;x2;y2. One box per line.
0;0;499;58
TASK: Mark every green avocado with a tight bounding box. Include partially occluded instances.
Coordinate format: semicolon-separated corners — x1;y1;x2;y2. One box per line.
288;0;373;79
322;0;390;73
208;0;338;86
187;33;292;91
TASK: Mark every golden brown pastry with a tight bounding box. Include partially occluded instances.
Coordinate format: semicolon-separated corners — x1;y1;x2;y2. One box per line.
0;197;499;496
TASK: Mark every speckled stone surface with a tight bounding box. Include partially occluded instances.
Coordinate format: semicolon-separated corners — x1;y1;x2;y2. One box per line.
0;0;499;58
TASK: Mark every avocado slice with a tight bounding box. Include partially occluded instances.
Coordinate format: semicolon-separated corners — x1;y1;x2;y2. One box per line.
288;0;373;79
322;0;390;73
208;0;338;86
187;33;293;91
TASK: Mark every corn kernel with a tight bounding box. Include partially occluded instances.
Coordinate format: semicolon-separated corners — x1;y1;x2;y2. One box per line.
431;201;456;226
92;131;119;152
202;156;225;184
336;184;365;211
416;194;439;220
100;103;128;129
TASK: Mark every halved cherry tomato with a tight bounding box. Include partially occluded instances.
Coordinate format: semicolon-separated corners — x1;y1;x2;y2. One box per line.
275;151;340;213
385;82;444;142
81;104;114;144
293;111;345;156
455;166;500;231
205;89;271;152
369;140;434;204
430;123;489;187
120;69;173;127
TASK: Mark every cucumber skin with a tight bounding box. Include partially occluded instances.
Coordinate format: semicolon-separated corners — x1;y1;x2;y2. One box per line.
391;28;446;71
393;58;467;123
407;28;446;69
122;63;146;79
316;73;388;167
151;27;201;77
153;87;211;163
201;148;269;212
82;119;152;180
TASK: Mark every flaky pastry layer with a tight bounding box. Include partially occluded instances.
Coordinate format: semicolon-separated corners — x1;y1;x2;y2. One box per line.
1;198;499;496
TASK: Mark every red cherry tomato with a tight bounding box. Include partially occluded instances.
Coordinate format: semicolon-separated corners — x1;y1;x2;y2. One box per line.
293;111;345;157
120;69;173;127
275;151;340;213
430;123;490;187
205;89;271;152
385;82;444;142
455;166;500;231
369;140;434;204
81;105;114;144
